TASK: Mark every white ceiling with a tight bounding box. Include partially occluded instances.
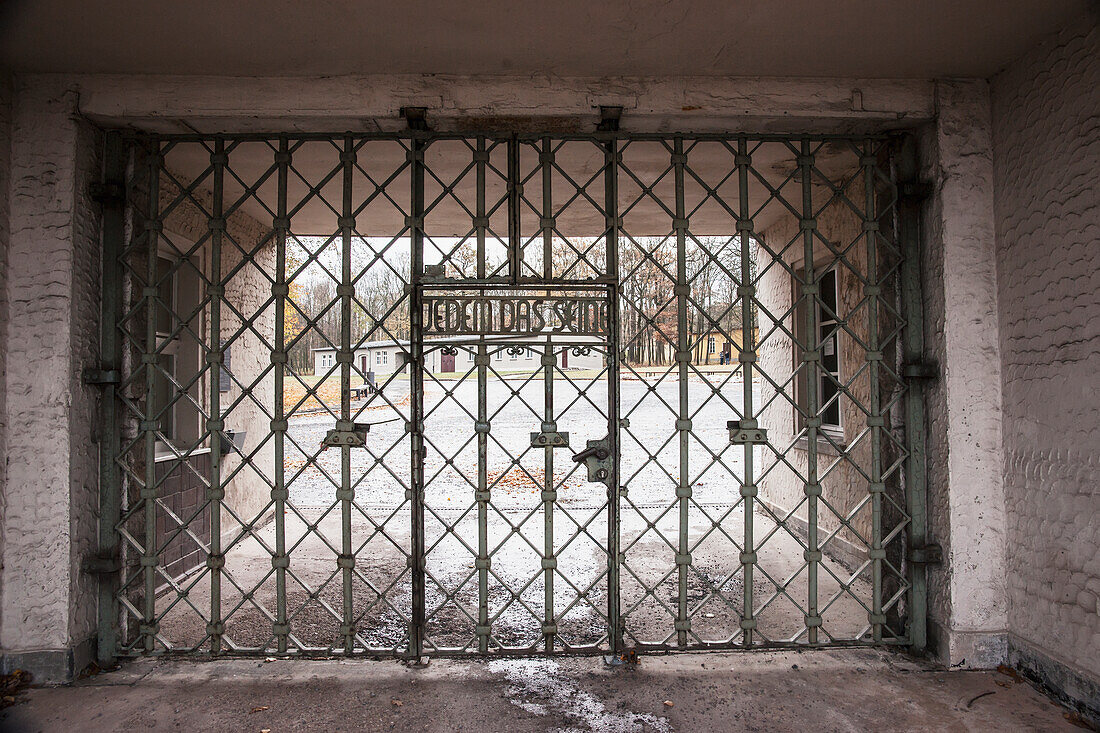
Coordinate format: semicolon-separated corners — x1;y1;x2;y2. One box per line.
1;0;1089;79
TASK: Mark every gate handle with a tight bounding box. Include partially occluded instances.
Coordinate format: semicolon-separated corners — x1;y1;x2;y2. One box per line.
571;446;609;463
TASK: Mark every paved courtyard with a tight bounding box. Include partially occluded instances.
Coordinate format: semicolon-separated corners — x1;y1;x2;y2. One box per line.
1;649;1080;732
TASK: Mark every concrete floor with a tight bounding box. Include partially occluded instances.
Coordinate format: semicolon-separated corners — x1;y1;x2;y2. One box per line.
1;649;1081;732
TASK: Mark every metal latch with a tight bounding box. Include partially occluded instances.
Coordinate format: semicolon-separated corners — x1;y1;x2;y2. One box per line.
323;421;372;448
907;543;943;564
572;438;611;484
531;431;570;448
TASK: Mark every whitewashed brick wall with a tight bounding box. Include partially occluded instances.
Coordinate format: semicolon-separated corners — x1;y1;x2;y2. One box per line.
991;11;1100;683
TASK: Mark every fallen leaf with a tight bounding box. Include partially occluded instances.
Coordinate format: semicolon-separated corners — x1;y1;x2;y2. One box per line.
391;698;403;707
663;700;674;708
250;706;269;713
261;729;271;733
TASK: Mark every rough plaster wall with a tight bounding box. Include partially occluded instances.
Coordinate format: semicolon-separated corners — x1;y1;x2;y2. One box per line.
991;11;1100;680
0;74;12;643
157;174;276;526
1;81;101;651
923;80;1008;665
66;116;102;648
756;178;886;561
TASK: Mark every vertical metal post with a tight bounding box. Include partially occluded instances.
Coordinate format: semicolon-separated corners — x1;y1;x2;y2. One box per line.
409;138;427;659
474;137;490;653
897;135;929;653
672;138;691;647
96;131;126;664
863;141;885;642
141;140;160;654
338;136;356;653
799;139;821;644
476;138;487;281
272;138;291;652
604;140;622;655
507;137;521;283
736;138;758;646
541;137;557;652
208;138;226;653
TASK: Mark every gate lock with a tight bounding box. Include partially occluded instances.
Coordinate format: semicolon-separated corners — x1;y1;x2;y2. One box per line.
323;421;372;448
572;438;612;484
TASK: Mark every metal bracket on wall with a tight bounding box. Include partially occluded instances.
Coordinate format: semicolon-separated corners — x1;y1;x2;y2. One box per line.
907;544;943;565
82;552;121;575
83;368;121;386
902;361;939;380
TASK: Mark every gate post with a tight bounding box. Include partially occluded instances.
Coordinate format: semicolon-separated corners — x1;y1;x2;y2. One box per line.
408;137;427;660
897;135;931;654
92;130;127;666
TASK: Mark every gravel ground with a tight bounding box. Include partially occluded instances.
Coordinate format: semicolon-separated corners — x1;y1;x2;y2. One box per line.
157;373;873;653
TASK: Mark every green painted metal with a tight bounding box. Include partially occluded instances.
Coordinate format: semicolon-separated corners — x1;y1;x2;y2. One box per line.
101;129;923;660
95;130;127;665
898;135;930;654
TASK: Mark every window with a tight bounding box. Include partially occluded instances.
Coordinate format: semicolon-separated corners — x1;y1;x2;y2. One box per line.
382;351;389;365
707;336;716;354
794;266;843;435
509;347;518;361
376;351;382;365
152;253;202;448
494;349;503;362
817;269;842;429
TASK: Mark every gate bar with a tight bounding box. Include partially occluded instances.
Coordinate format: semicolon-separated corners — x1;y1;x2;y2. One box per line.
864;140;885;642
799;139;821;644
208;138;226;653
272;138;291;653
409;138;427;658
736;137;757;645
541;137;557;651
338;135;355;653
475;137;491;653
604;140;622;655
673;137;691;647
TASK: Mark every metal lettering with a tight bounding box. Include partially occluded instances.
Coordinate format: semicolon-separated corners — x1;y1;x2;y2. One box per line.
422;296;608;336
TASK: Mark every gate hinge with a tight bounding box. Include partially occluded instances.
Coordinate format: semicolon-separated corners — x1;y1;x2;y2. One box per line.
90;181;126;206
596;106;623;132
902;361;939;380
83;552;120;575
401;107;430;131
83;368;121;386
898;181;933;201
907;543;943;565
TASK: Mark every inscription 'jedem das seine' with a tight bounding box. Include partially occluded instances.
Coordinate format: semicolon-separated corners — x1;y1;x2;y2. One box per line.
423;295;609;336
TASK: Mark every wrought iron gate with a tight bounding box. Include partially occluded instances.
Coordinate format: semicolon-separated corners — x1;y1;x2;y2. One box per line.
95;130;928;661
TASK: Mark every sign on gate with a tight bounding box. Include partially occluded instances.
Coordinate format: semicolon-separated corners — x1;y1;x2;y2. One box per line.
422;294;609;337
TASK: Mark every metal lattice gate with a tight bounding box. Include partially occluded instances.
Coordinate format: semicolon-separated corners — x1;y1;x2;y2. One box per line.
94;130;929;661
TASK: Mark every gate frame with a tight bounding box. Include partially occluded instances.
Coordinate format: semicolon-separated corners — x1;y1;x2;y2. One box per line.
92;128;930;665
